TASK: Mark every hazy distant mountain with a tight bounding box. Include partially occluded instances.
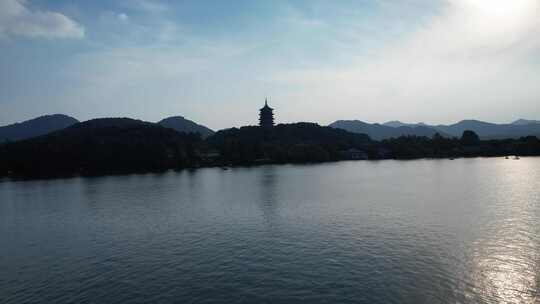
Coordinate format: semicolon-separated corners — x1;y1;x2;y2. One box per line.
0;114;79;143
158;116;214;138
329;120;445;140
337;119;540;139
433;120;497;137
512;119;540;126
382;121;427;128
433;120;540;139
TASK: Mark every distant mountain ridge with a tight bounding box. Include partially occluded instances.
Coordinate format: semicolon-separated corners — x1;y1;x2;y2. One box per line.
512;119;540;126
158;116;214;138
433;120;540;139
0;114;79;142
332;119;540;140
382;121;427;128
2;114;539;143
329;120;448;140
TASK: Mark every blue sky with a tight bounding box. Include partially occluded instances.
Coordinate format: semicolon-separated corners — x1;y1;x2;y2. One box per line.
1;0;539;129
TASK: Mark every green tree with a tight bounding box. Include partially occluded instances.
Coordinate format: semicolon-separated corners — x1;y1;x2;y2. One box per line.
460;130;480;146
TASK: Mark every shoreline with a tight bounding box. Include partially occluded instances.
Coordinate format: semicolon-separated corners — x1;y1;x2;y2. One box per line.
1;154;535;182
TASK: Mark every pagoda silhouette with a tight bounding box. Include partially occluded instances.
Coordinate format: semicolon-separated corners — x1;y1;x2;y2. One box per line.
259;98;274;128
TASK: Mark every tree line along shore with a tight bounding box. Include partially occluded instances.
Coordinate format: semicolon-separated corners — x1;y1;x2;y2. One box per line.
1;118;539;179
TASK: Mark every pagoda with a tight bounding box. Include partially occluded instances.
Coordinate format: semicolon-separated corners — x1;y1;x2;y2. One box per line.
259;98;275;128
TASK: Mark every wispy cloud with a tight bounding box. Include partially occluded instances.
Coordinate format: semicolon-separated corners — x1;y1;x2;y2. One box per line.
0;0;84;39
94;0;184;46
117;13;129;22
264;0;540;125
120;0;168;14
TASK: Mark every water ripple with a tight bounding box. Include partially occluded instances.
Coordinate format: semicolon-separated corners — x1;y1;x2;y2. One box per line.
1;158;539;303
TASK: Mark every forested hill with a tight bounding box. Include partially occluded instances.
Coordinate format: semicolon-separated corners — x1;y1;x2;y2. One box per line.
207;122;371;164
0;118;201;177
158;116;214;138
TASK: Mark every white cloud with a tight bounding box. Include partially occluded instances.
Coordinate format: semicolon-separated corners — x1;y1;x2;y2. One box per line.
0;0;84;39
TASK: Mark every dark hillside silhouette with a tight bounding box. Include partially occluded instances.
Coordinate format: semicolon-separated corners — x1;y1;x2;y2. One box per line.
380;133;540;159
207;123;372;164
158;116;214;138
0;118;201;177
0;114;79;143
1;117;540;179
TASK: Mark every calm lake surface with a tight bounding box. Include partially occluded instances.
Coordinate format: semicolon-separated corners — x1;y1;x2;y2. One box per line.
1;158;539;304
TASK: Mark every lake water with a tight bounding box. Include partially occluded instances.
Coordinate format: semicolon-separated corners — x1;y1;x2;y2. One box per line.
1;158;539;304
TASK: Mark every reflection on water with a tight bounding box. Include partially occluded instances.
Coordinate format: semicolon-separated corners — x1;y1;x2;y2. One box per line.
470;222;538;303
258;165;278;223
0;158;539;304
467;160;540;303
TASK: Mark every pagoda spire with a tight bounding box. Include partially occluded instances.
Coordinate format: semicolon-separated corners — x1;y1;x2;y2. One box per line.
259;98;275;128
